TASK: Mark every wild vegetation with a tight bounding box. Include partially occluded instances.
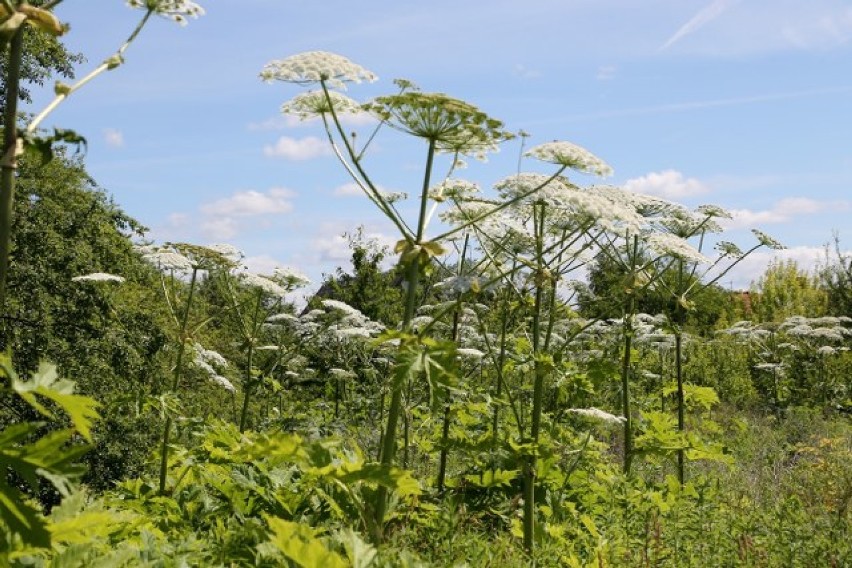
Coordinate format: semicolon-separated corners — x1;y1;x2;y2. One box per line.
0;2;849;566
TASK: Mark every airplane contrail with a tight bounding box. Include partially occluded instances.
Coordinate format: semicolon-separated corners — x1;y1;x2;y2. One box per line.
661;0;743;51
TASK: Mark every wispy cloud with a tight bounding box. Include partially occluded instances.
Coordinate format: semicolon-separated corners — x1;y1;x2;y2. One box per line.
250;112;377;132
624;170;708;199
513;64;541;79
539;85;852;123
103;128;125;148
724;197;847;229
201;188;296;217
595;65;617;81
661;0;741;51
263;136;331;160
198;187;297;239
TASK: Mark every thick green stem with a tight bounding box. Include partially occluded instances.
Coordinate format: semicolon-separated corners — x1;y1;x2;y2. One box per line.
239;289;263;433
675;258;686;485
373;137;437;541
621;235;639;475
0;26;23;325
437;234;468;493
523;202;547;553
675;332;685;484
159;268;199;494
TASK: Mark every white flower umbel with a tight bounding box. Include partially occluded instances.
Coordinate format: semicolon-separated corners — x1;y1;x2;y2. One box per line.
143;250;193;273
260;51;377;90
126;0;205;25
238;272;289;298
210;374;236;393
457;348;485;361
751;229;784;250
646;232;710;264
193;343;228;369
72;272;125;284
525;141;613;177
273;266;311;288
429;178;480;202
567;407;627;424
329;368;356;380
321;299;363;319
205;244;244;263
281;90;363;120
267;313;300;324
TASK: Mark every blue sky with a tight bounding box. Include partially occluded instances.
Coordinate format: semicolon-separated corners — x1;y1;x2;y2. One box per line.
26;0;852;292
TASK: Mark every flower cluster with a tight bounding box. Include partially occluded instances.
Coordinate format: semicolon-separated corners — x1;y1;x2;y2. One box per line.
238;272;290;299
280;90;363;121
567;407;627;424
191;343;234;392
525;141;613;178
260;51;377;90
72;272;125;284
364;92;512;154
126;0;205;25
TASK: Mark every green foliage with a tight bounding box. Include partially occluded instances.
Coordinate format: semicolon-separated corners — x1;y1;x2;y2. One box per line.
318;229;404;327
750;259;827;322
0;355;98;553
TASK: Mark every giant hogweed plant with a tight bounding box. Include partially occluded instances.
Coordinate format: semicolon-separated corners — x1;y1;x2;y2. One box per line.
261;50;614;543
648;210;784;483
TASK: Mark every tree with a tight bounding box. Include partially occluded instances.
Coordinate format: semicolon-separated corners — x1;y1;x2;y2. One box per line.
2;151;173;488
818;234;852;317
750;259;827;322
315;229;405;327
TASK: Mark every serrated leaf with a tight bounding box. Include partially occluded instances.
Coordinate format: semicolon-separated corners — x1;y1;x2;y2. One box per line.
0;478;50;548
265;517;347;568
12;362;100;442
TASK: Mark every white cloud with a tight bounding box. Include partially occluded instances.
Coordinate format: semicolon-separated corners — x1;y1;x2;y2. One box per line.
720;246;833;289
596;65;617;81
103;128;124;148
623;170;708;199
250;112;377;132
196;188;297;239
248;116;302;131
661;0;741;51
334;182;366;197
201;187;296;217
513;64;541;79
200;217;239;240
725;197;839;229
309;223;397;266
263;136;331;160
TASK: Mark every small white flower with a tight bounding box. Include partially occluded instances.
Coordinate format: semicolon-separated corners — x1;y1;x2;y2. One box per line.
752;229;784;250
281;90;363;120
457;348;485;361
329;368;356;379
567;407;627;424
272;266;311;287
205;243;243;262
238;272;289;298
645;232;710;264
260;51;378;90
321;299;363;318
429;178;480;202
126;0;205;25
143;250;193;272
525;141;613;177
72;272;125;284
267;313;300;324
211;374;236;393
